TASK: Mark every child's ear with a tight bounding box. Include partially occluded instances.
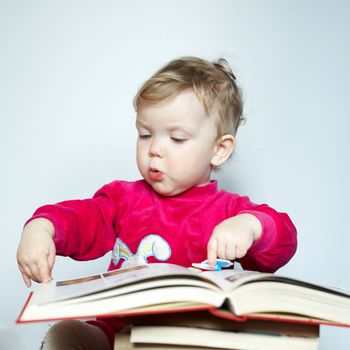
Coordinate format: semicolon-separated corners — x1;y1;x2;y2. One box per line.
211;135;235;168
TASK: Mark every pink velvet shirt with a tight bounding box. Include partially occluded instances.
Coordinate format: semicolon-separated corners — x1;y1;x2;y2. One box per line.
28;179;297;273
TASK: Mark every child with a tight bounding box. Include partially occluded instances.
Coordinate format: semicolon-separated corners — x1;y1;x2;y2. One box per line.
17;56;297;349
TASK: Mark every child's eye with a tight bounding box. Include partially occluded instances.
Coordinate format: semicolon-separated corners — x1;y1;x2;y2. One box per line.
171;137;187;143
139;134;151;140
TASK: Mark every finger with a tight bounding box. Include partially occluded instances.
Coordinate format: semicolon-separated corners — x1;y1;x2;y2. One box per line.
27;260;47;283
26;264;41;283
225;243;237;261
20;271;32;288
48;246;56;273
235;246;248;259
20;264;37;284
216;239;226;260
36;258;52;283
19;263;36;286
207;237;218;267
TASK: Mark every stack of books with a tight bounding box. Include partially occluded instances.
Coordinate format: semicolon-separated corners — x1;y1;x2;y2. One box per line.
17;263;350;349
115;311;320;350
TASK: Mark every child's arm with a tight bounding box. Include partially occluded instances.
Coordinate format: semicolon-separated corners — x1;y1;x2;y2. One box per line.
17;218;56;287
207;197;297;272
17;180;127;287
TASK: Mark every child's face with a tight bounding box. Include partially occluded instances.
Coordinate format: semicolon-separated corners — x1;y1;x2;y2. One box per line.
136;90;218;196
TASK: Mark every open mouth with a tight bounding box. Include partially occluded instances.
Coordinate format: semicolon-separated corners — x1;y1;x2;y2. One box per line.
149;169;164;181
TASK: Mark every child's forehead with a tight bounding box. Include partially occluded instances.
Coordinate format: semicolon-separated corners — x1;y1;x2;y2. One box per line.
136;108;209;129
136;118;195;131
139;91;204;112
136;91;216;120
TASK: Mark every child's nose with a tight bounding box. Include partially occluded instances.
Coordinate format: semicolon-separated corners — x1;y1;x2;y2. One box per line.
149;138;163;157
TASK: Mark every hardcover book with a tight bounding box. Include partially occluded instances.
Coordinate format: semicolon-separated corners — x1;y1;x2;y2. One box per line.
17;263;350;327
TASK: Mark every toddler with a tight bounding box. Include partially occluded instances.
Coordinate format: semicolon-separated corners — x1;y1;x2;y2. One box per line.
17;56;297;349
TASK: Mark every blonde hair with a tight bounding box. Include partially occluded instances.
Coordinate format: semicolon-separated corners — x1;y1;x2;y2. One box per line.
133;56;244;136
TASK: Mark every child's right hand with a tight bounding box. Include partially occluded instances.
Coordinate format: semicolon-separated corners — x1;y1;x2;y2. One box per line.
17;218;56;287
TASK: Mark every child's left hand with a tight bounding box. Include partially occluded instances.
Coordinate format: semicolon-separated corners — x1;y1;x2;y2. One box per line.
207;213;262;268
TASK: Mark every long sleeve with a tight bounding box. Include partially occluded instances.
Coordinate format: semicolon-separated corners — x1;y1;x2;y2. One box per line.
233;196;297;272
26;181;127;260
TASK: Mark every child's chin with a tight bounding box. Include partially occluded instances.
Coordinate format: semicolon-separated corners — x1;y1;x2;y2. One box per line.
150;183;182;197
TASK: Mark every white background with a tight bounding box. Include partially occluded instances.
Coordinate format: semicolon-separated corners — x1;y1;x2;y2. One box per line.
1;1;349;349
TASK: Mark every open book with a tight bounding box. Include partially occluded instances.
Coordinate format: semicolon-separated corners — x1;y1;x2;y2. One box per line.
17;263;350;326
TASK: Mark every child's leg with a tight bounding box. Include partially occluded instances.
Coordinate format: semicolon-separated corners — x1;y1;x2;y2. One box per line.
40;320;112;350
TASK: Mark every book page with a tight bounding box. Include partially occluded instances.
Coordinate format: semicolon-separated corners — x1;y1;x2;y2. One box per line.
34;264;209;304
199;269;266;292
201;269;350;298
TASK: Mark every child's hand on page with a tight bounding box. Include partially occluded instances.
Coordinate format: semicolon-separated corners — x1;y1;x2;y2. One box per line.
207;213;262;268
17;218;56;287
